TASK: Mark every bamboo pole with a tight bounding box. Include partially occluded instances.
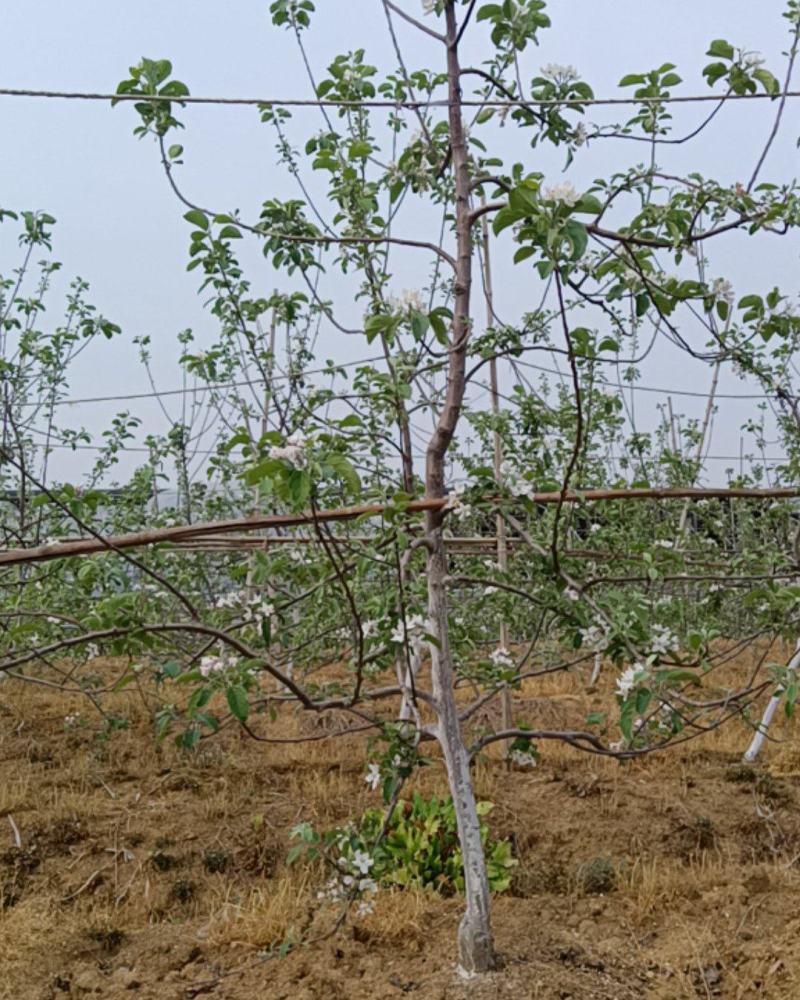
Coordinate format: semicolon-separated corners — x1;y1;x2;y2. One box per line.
480;203;513;744
2;487;800;567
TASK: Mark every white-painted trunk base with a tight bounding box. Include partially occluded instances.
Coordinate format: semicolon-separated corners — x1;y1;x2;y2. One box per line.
743;643;800;763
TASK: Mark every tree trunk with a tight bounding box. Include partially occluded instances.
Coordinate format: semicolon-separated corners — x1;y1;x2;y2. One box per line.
421;1;496;973
743;641;800;763
426;522;495;973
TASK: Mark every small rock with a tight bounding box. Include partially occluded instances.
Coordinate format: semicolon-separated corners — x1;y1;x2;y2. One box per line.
112;967;140;990
71;969;100;994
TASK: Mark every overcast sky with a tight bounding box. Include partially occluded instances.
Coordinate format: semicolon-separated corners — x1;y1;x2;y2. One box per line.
1;1;799;485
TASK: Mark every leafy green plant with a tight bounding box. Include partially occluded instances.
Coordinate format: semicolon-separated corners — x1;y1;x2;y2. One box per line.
291;794;517;895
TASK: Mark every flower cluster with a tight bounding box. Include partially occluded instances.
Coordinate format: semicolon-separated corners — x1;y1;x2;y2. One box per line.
649;624;677;656
216;590;275;629
742;52;765;69
269;431;308;466
390;614;431;656
616;663;647;699
387;288;425;314
579;624;608;652
447;485;473;520
543;181;580;207
360;619;380;641
540;63;580;86
317;843;378;918
490;647;515;671
199;654;238;679
509;748;538;768
500;463;538;501
364;762;382;791
710;278;735;306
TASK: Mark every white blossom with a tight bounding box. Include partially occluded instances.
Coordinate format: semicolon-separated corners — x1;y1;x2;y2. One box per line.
743;52;765;69
352;849;374;875
509;749;538;768
501;462;538;501
616;664;645;699
269;431;308;467
543;181;580;207
361;619;379;639
199;654;237;678
710;278;735;306
390;614;430;655
85;643;100;660
565;588;580;602
400;288;424;312
422;0;439;14
649;624;677;656
540;63;579;86
447;486;473;519
217;590;275;629
490;647;515;670
579;624;608;652
654;539;674;549
242;597;275;629
573;122;588;146
364;763;382;791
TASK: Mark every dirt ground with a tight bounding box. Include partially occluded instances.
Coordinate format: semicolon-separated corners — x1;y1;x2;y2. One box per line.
3;644;800;1000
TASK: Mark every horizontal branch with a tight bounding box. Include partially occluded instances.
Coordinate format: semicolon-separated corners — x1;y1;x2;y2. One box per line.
2;487;800;567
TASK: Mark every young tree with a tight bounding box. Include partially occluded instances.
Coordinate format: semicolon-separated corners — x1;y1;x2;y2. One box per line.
4;0;800;977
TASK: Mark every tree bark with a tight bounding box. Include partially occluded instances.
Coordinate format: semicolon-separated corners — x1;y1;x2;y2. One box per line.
423;1;496;973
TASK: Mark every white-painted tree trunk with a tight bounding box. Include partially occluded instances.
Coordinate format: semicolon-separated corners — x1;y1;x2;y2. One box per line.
417;1;496;972
396;645;421;725
427;528;495;973
589;651;602;688
743;642;800;763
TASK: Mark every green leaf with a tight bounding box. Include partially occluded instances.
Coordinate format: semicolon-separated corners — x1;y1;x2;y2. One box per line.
573;193;603;215
187;686;212;713
753;68;780;97
226;684;250;723
564;219;588;259
410;311;429;341
218;225;243;239
706;39;735;61
184;209;209;230
660;669;702;686
620;698;636;740
162;660;182;679
327;453;361;493
288;468;311;507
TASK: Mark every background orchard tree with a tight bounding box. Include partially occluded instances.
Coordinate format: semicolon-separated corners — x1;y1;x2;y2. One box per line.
2;0;800;979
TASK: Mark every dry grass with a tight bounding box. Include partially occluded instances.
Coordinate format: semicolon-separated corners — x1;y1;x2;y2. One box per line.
2;641;800;998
